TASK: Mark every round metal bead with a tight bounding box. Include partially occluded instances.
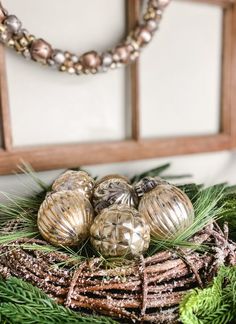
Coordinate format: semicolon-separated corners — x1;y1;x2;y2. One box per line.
134;27;152;46
80;51;101;70
52;49;66;65
157;0;171;9
4;15;22;33
145;19;158;32
113;45;131;64
138;181;195;240
52;170;95;200
90;204;150;258
0;5;7;23
30;38;52;64
102;52;113;68
0;26;12;43
93;175;138;214
38;190;94;247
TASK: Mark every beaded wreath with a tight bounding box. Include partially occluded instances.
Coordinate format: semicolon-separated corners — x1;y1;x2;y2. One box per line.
0;0;170;75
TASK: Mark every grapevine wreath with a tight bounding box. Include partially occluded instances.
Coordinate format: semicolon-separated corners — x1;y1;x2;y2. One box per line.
0;164;236;324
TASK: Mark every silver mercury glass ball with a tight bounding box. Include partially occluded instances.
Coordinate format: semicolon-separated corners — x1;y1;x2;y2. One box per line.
52;170;95;200
92;174;138;214
90;204;150;258
136;177;195;240
4;15;22;33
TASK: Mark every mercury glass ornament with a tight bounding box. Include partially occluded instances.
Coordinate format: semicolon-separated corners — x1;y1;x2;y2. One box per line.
38;190;94;247
90;205;150;258
137;178;194;240
93;175;138;214
52;170;95;200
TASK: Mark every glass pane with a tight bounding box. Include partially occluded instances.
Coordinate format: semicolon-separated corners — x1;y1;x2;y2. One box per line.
140;0;223;138
4;0;127;146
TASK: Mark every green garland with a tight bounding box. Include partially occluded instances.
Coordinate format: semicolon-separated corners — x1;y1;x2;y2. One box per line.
0;277;118;324
180;266;236;324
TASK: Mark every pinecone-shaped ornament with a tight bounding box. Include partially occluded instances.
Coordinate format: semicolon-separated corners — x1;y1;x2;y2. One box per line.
90;204;150;258
92;175;138;214
135;177;195;240
38;190;94;247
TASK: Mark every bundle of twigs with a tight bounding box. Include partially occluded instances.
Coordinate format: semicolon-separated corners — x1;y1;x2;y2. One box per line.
0;223;235;323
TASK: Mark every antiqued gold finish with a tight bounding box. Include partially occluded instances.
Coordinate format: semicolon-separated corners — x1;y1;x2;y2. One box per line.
52;170;95;200
138;182;194;240
90;204;150;258
93;175;138;214
38;190;94;247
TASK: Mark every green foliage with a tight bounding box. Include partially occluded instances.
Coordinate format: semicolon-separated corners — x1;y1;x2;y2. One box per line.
0;277;118;324
179;266;236;324
217;187;236;241
130;163;171;183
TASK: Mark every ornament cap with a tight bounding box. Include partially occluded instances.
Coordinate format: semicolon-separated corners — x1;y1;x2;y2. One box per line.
134;176;168;198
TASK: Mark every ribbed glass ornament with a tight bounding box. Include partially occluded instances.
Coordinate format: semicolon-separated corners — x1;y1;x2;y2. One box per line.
38;190;94;247
138;183;194;240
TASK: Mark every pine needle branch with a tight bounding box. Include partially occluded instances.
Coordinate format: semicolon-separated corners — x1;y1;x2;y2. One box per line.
0;277;118;324
180;266;236;324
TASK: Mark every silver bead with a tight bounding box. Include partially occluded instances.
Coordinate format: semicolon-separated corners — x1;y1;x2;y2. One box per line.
146;19;158;32
157;0;171;9
102;53;113;68
4;15;22;33
52;50;66;65
71;54;79;63
23;49;31;59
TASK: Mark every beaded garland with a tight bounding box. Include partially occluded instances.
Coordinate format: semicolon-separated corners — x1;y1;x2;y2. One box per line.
0;0;170;76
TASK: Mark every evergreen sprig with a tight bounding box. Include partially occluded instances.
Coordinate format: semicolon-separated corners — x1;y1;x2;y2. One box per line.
0;277;118;324
179;266;236;324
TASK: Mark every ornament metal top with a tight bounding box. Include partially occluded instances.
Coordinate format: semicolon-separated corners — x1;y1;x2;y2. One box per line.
136;177;195;240
93;175;138;214
52;170;95;200
90;204;150;258
38;190;94;247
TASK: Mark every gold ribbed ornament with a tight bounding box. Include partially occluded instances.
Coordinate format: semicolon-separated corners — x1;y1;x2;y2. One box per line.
52;170;95;200
37;190;94;247
93;175;138;214
137;179;194;240
90;204;150;258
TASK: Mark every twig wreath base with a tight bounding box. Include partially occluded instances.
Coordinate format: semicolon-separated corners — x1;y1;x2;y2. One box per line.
1;223;235;323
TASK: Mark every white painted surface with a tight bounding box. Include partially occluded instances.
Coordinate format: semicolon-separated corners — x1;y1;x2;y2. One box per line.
141;1;222;138
1;0;236;198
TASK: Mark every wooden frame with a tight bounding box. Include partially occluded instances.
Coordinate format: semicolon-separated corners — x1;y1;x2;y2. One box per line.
0;0;235;174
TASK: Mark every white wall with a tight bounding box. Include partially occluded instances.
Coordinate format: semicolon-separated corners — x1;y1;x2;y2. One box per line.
1;0;236;198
